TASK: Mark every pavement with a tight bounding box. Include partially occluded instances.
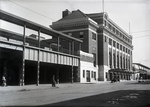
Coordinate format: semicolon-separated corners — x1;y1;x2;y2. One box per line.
0;81;108;92
0;80;149;92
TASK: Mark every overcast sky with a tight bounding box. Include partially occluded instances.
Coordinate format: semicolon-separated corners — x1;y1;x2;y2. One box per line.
1;0;150;67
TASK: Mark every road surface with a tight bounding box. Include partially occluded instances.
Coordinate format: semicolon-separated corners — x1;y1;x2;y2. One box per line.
0;81;150;107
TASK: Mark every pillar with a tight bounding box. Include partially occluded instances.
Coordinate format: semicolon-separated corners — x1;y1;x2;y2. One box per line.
71;41;74;83
118;43;120;69
36;29;40;86
111;43;114;69
21;24;26;86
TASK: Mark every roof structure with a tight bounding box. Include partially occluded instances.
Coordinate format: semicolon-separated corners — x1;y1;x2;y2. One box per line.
0;9;82;43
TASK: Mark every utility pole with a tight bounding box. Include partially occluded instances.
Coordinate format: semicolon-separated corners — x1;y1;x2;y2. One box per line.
102;0;104;13
129;22;130;35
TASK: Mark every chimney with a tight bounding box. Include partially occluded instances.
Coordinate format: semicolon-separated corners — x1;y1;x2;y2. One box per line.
62;9;71;18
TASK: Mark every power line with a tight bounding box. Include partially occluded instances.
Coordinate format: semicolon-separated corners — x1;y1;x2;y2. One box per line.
131;30;150;34
8;0;56;21
134;35;150;39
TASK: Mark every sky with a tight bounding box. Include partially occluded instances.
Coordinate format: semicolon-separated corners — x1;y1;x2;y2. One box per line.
0;0;150;67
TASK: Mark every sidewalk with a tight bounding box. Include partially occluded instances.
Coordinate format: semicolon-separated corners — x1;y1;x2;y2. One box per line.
0;81;109;92
0;83;76;92
1;80;143;92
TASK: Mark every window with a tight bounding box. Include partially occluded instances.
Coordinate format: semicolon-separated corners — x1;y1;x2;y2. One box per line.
83;70;85;78
106;72;108;78
105;36;107;43
109;52;112;68
117;43;119;49
79;32;84;38
113;41;116;47
109;38;112;45
94;72;96;80
68;33;72;36
120;45;122;50
104;20;107;26
93;53;96;67
91;71;93;78
113;27;116;33
92;32;96;40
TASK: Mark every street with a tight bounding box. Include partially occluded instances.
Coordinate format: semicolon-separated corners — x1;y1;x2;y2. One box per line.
0;81;150;107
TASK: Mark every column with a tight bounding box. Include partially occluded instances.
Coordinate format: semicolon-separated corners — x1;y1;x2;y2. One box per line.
71;41;74;83
124;54;126;69
21;24;26;86
130;50;132;71
111;42;114;69
115;42;117;69
57;36;60;64
122;53;124;69
36;29;40;86
118;43;120;69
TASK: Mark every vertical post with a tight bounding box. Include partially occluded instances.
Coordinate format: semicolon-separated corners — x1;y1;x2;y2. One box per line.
111;42;113;69
102;0;104;13
71;63;74;84
69;42;71;54
57;36;60;52
71;41;74;83
118;44;120;69
21;24;26;86
37;29;40;86
57;36;60;65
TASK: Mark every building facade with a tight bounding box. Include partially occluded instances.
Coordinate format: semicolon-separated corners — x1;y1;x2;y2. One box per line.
0;10;82;86
51;9;133;82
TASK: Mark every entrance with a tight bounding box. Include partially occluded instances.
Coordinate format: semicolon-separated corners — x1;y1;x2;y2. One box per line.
0;48;22;86
86;70;90;82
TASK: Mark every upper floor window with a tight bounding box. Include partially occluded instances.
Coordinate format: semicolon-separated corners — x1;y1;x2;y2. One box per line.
92;32;96;40
105;36;107;43
117;43;119;49
109;38;112;45
113;41;116;47
79;32;84;39
68;33;72;36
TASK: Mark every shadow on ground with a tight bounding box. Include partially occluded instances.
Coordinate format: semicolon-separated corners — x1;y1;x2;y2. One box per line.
40;90;150;107
125;81;150;85
3;90;150;107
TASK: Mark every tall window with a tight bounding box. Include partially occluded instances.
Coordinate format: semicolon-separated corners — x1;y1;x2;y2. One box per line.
105;36;107;43
83;70;85;78
93;53;96;67
109;52;112;68
113;53;116;68
92;32;96;40
94;72;96;80
109;38;112;45
120;56;122;69
113;41;116;47
117;43;119;49
117;55;119;68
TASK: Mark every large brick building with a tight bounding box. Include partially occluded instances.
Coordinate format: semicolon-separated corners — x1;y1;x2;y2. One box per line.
51;9;133;82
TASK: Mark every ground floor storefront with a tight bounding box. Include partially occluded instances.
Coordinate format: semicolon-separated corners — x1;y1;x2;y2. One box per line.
0;48;79;86
108;69;133;81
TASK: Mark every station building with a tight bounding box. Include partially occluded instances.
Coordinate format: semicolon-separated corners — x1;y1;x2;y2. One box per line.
132;63;150;80
0;10;82;86
51;9;133;82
